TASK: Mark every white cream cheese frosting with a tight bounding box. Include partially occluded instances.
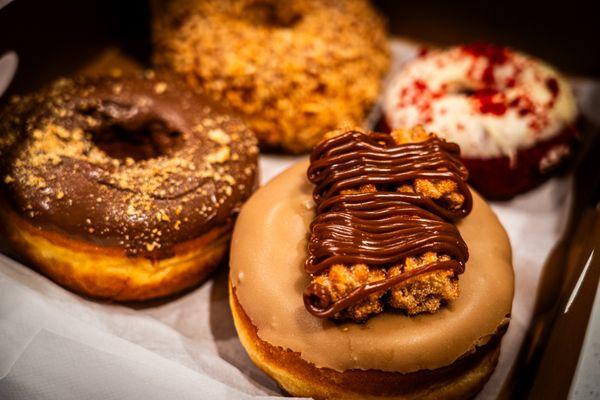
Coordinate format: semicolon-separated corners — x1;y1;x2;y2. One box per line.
383;44;578;159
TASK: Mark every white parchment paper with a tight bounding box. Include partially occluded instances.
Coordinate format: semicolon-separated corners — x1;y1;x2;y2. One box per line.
1;40;599;400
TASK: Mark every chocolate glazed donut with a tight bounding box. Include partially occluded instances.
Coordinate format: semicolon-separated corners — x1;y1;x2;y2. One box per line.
0;72;258;301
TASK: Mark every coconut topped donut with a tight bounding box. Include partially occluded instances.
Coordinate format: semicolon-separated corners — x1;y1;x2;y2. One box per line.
383;43;578;160
0;72;258;259
152;0;390;153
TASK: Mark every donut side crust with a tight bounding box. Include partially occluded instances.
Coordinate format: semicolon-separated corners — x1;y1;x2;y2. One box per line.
1;205;230;301
230;285;503;400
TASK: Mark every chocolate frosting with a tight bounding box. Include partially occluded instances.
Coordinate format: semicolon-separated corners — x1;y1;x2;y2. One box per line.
0;72;258;258
304;130;472;317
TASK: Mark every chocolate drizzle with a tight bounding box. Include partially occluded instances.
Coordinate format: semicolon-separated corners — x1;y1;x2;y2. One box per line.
303;129;472;318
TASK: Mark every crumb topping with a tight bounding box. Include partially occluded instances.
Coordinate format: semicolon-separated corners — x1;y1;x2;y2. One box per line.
152;0;390;153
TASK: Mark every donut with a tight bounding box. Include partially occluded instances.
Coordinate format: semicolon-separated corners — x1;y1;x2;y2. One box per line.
0;72;258;301
383;43;579;199
152;0;390;153
230;127;514;399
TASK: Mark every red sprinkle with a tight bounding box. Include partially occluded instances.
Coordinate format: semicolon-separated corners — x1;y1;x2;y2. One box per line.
414;79;428;92
474;88;507;115
518;96;535;117
418;47;429;57
462;42;508;85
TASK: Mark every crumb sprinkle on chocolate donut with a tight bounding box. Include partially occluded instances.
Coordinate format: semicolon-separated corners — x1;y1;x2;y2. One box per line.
152;0;390;153
0;73;258;258
304;126;472;322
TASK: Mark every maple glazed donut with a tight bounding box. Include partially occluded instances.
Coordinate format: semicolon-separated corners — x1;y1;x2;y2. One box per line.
0;72;258;301
152;0;390;153
230;127;514;399
383;43;579;199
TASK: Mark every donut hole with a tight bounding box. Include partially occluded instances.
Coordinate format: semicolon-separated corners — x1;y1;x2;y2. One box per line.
242;1;303;28
445;81;479;97
456;87;477;96
445;81;505;99
90;121;184;162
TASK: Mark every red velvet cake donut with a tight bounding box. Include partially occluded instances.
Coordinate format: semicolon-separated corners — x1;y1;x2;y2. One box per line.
383;43;579;199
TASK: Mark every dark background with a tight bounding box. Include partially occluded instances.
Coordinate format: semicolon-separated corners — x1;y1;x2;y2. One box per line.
0;0;599;94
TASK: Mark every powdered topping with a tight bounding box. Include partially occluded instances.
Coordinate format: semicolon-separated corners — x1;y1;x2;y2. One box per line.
383;43;578;159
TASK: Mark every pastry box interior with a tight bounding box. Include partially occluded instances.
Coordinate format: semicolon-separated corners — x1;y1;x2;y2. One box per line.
0;1;599;399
